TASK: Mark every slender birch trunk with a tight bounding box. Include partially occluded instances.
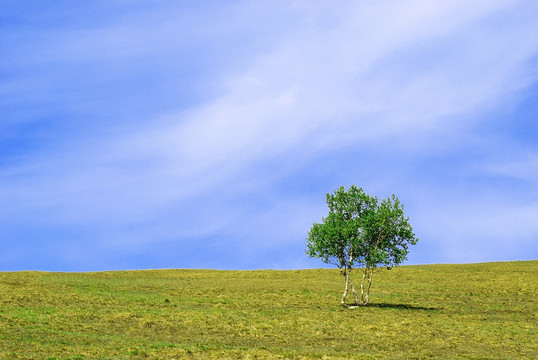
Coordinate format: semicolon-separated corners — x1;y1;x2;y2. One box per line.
350;278;359;305
359;267;374;305
365;269;374;304
359;268;366;305
341;270;350;306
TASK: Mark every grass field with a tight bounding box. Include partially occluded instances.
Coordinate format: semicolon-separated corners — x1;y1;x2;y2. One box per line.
0;261;536;359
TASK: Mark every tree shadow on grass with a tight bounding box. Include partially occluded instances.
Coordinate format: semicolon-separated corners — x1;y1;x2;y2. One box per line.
348;303;440;311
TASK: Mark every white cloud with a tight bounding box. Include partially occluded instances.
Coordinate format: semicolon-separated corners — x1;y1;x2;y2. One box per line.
130;0;538;189
484;152;538;183
420;199;538;263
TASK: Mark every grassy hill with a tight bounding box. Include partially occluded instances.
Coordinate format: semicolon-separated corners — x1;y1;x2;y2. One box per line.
1;261;536;359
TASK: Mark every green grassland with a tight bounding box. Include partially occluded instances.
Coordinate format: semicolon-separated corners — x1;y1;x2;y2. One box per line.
1;261;536;359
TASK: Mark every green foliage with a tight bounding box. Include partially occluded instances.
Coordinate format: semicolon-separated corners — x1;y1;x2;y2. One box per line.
306;185;418;305
306;185;373;269
0;261;536;359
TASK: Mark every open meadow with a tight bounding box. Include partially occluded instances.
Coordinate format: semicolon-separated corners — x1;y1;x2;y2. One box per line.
0;261;536;359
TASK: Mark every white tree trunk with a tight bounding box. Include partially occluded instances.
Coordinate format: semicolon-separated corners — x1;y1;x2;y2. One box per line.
341;271;350;306
350;278;359;305
359;267;374;305
360;269;366;305
365;270;373;304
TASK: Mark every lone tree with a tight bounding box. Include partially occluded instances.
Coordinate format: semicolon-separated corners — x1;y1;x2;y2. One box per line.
306;185;418;306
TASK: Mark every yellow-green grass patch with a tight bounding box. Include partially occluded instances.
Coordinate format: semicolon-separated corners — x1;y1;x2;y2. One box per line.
0;261;536;359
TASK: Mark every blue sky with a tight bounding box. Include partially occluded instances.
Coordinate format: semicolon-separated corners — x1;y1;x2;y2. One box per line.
2;1;538;271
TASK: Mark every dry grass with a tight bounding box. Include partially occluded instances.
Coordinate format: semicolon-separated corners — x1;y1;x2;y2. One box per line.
0;261;536;359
